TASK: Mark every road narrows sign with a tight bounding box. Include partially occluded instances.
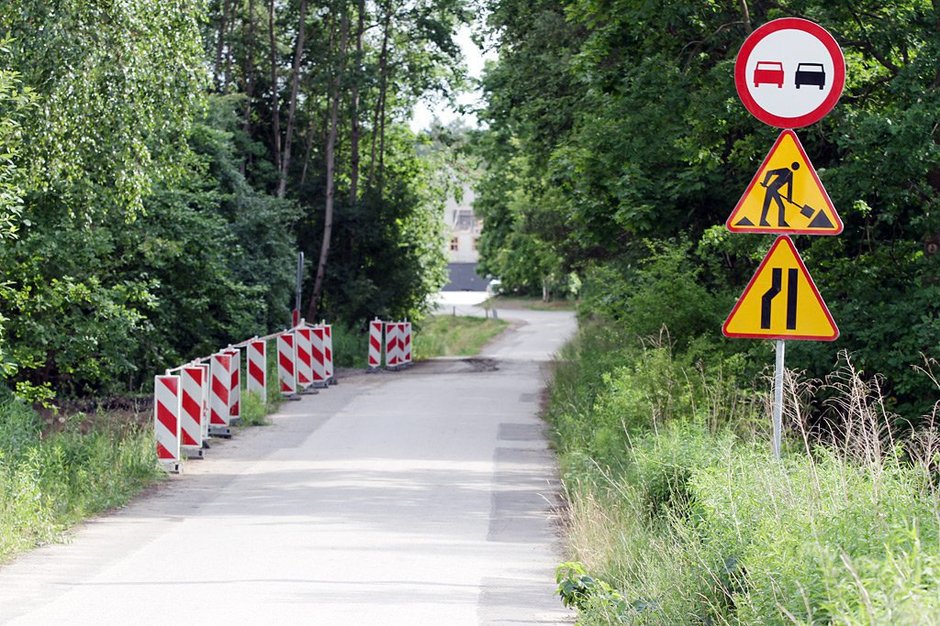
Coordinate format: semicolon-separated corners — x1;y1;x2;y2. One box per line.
726;130;842;235
723;236;839;341
735;18;845;128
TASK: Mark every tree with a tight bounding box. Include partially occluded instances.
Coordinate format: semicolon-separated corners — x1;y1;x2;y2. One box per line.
476;0;940;416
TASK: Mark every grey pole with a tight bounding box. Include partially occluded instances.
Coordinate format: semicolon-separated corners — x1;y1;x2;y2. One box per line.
295;251;305;313
772;340;785;459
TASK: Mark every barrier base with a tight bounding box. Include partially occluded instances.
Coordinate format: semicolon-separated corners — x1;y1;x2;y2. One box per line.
312;381;329;389
299;387;320;395
366;367;381;374
159;460;181;474
183;446;205;460
209;426;232;438
329;378;338;386
229;417;242;426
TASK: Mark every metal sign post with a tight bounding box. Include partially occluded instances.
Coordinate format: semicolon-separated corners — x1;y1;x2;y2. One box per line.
772;340;785;459
293;251;304;327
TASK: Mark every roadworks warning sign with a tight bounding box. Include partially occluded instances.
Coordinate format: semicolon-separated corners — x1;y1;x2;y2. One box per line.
726;130;842;235
723;236;839;341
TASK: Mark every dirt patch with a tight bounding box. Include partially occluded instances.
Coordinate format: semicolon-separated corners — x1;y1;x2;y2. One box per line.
37;396;152;436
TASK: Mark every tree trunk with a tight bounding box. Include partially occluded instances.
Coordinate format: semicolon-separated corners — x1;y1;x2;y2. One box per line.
268;0;282;174
278;0;310;198
300;114;318;186
348;0;366;204
240;0;257;175
738;0;752;34
307;7;351;320
215;0;233;90
368;2;392;188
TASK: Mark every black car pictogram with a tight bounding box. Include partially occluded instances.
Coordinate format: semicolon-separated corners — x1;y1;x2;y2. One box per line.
795;63;826;89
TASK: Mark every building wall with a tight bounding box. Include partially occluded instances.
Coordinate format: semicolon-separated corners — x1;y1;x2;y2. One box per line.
443;186;481;263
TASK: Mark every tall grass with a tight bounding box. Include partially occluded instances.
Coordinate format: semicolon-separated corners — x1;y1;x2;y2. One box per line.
0;398;161;561
413;315;508;359
551;322;940;624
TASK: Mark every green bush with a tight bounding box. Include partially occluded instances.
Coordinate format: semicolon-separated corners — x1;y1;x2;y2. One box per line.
0;398;161;561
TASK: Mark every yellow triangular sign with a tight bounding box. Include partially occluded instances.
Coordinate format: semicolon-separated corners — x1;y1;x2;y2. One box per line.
726;130;842;235
723;236;839;341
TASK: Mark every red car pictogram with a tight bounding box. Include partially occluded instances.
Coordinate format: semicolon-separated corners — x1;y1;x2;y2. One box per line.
753;61;784;88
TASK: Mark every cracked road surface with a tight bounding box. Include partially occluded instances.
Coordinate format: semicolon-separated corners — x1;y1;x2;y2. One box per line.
0;305;576;625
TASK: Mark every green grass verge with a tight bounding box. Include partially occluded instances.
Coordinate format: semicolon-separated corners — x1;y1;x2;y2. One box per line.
485;295;577;311
414;315;508;359
0;398;162;562
549;320;940;624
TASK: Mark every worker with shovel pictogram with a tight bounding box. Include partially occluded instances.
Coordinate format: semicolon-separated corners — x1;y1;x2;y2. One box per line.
726;130;842;235
758;161;816;228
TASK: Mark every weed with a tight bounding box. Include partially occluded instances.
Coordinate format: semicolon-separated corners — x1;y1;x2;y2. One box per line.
549;320;940;624
413;315;507;359
0;396;161;562
239;391;270;426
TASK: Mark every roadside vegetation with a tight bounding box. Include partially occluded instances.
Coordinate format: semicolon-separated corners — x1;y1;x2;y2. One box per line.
0;342;295;562
486;296;577;312
414;315;508;359
0;395;160;562
473;6;940;620
0;0;470;558
546;257;940;624
474;1;939;421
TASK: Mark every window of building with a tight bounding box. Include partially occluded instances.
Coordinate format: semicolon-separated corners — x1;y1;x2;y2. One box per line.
449;237;459;251
472;237;479;251
455;210;475;230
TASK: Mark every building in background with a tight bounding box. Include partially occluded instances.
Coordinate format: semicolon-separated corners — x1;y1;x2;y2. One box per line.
442;186;489;291
444;186;481;263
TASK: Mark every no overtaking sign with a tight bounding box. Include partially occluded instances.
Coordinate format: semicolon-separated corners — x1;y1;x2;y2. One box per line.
735;18;845;128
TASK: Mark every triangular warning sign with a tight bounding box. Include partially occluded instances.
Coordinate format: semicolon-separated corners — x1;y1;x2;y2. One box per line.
726;130;842;235
723;236;839;341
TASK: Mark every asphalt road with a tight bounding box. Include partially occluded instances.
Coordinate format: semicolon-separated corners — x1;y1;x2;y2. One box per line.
0;305;577;625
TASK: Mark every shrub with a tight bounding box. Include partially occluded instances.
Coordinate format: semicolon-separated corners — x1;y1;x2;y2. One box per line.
0;398;161;562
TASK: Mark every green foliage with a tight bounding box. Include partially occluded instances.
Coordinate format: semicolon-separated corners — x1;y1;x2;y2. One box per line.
477;0;940;418
329;323;369;369
0;0;208;219
0;93;298;395
0;397;161;561
311;127;450;327
239;391;270;427
548;318;940;625
0;40;30;241
556;561;627;614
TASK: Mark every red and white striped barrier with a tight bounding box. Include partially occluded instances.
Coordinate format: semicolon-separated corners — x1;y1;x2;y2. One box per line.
196;363;210;441
154;374;181;473
180;366;206;459
247;339;267;404
295;326;314;389
322;322;335;384
311;325;328;387
224;348;241;424
209;352;232;437
277;332;296;396
385;321;400;369
368;319;383;371
403;321;413;366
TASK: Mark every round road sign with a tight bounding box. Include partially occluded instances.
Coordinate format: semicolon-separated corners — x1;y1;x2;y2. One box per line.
735;18;845;128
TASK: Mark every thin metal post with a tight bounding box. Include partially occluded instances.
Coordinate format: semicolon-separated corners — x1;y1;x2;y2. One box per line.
772;340;785;459
295;251;304;312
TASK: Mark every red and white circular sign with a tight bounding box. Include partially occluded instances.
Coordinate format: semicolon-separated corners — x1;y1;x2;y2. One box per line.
735;18;845;128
